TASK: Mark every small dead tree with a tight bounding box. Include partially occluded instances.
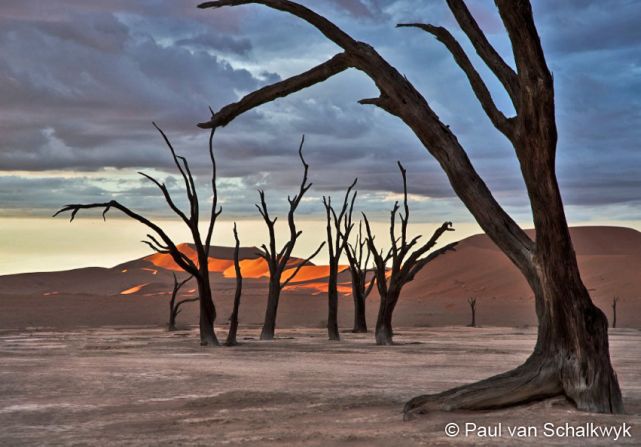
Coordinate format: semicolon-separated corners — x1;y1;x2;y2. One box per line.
363;162;457;345
225;223;243;346
467;297;477;328
256;136;325;340
55;120;222;346
168;274;198;331
612;297;619;329
322;179;357;341
344;222;377;333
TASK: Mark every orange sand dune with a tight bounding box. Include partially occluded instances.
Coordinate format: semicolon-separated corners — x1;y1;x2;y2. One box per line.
223;258;268;279
285;281;353;295
3;226;641;330
145;243;309;276
146;243;235;273
120;283;149;295
282;265;349;284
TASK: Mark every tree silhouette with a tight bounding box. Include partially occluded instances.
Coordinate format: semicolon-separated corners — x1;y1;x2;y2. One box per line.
344;222;377;333
225;223;243;346
467;297;477;328
255;136;325;340
612;296;619;329
322;179;357;340
363;162;456;345
55;120;222;346
196;0;623;414
168;274;198;331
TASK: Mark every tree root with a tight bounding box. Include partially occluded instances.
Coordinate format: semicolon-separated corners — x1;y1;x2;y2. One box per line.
403;356;562;420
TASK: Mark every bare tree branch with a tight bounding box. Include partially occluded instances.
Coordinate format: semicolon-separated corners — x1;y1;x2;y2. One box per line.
205;124;222;254
198;1;361;53
54;201;199;275
152;122;195;207
444;0;520;106
138;172;191;225
397;23;514;137
198;53;352;129
281;241;326;288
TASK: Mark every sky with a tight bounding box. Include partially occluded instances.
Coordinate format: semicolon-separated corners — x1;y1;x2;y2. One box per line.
1;0;641;273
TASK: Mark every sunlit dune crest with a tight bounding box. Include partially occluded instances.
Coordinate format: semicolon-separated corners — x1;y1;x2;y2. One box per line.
146;243;234;273
141;268;158;275
282;265;349;284
223;258;269;279
120;283;149;295
121;269;128;273
43;291;60;296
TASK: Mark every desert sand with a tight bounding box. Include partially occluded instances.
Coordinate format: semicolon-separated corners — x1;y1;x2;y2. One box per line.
1;326;640;446
2;226;641;446
1;226;640;331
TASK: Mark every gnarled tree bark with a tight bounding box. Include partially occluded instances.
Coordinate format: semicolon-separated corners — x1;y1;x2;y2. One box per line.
197;0;623;413
322;179;357;341
255;136;325;340
55;120;223;346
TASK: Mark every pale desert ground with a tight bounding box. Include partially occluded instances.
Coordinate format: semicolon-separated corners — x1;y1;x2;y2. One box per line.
2;226;641;445
1;326;640;446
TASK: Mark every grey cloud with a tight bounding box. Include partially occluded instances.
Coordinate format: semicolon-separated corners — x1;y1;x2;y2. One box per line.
175;33;252;55
1;0;640;220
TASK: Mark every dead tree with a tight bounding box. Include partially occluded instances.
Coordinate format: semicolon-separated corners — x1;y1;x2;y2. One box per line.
255;136;325;340
344;222;377;333
55;119;222;346
612;297;619;329
467;297;477;328
363;162;457;345
168;274;198;331
322;179;357;340
197;0;624;414
225;223;243;346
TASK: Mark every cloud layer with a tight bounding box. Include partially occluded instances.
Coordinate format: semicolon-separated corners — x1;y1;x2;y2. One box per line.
1;0;640;223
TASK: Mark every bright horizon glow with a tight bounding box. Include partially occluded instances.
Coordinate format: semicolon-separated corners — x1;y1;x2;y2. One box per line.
2;217;641;276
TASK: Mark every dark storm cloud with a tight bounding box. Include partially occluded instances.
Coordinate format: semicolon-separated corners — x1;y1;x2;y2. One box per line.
1;0;640;219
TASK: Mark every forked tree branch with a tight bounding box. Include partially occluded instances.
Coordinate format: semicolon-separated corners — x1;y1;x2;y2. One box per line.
54;201;199;276
281;241;326;288
278;136;311;269
138;172;191;226
152;122;196;207
397;23;514;137
324;178;357;261
444;0;520;106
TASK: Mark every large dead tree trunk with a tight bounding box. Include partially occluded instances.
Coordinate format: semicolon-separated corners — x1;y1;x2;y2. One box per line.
256;137;325;340
225;223;243;346
168;274;197;331
55;120;222;346
364;163;456;345
323;180;357;341
345;222;376;333
197;0;623;413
